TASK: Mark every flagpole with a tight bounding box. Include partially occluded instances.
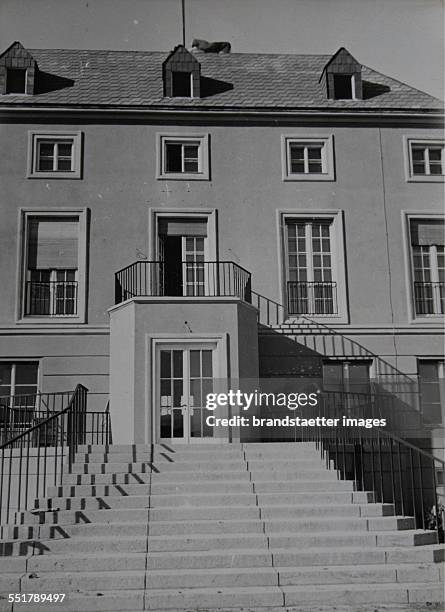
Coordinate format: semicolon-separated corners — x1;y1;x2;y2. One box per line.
181;0;186;47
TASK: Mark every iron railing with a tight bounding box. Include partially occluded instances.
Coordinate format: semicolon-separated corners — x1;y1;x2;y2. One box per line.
414;282;445;315
0;386;110;525
115;261;252;304
288;281;337;315
25;281;78;316
252;290;285;327
294;389;444;541
0;391;73;445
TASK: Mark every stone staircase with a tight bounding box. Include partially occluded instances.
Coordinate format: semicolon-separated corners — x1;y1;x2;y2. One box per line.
0;442;444;611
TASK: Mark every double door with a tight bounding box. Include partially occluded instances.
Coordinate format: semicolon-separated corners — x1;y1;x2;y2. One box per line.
156;344;216;443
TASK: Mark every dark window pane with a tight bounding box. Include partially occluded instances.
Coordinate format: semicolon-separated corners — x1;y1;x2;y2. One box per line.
0;364;11;386
57;159;72;171
308;161;322;173
172;71;191;97
173;350;183;378
58;143;72;157
190;350;201;378
38;158;54;172
183;145;198;160
290;146;305;160
429;163;443;175
202;350;213;377
333;74;353;99
184;159;199;172
160;351;171;378
290;160;305;173
15;363;38;385
6;69;26;94
428;148;442;161
413;162;426;175
307;147;322;160
165;144;182;172
411;148;424;161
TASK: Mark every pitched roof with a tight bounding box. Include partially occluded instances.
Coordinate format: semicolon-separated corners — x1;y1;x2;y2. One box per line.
0;47;442;112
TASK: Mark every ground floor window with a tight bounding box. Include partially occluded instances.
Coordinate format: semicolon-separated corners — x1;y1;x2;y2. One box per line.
418;360;444;425
0;362;39;428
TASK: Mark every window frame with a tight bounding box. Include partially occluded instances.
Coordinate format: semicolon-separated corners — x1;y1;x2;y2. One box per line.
277;209;348;323
402;211;445;324
156;133;210;181
417;358;445;426
17;208;88;324
281;135;335;181
27;131;83;179
404;137;445;183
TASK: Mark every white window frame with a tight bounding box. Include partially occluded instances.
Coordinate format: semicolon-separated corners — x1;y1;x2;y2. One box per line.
17;208;88;324
277;209;348;323
281;135;335;181
156;133;209;180
403;137;445;183
402;211;445;324
27;131;82;179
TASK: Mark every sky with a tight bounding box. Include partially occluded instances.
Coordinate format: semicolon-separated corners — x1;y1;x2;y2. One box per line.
0;0;443;99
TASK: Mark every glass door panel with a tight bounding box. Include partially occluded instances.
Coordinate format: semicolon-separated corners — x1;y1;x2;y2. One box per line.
157;345;215;443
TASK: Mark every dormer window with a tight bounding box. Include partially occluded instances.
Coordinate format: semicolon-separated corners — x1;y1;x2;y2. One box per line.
172;71;192;97
333;74;354;100
6;68;27;94
0;42;37;95
320;47;363;101
162;45;201;99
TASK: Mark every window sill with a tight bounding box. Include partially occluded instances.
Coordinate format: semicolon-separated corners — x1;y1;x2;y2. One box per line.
283;174;335;182
406;175;444;183
285;313;349;325
26;172;81;179
17;316;84;325
409;315;445;325
156;173;209;181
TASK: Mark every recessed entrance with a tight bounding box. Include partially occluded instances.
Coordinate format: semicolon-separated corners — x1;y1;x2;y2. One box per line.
155;343;217;443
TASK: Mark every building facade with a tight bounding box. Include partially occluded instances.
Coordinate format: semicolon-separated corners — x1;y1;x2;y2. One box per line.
0;42;444;451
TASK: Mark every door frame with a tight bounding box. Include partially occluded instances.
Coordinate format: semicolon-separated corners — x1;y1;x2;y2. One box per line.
147;334;229;445
148;208;218;262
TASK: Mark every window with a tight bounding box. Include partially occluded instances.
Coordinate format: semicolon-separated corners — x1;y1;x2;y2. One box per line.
323;360;372;394
27;131;82;179
157;134;209;180
404;138;444;182
172;71;192;97
281;211;348;322
418;360;444;425
286;220;337;315
0;362;39;431
282;135;334;181
20;210;87;323
333;74;354;99
6;68;26;94
409;219;445;317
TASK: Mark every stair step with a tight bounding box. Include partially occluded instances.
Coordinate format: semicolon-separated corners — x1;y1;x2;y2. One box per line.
257;491;373;505
253;479;354;492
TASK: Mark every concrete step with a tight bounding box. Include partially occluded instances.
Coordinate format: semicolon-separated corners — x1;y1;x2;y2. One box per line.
26;549;273;573
257;490;373;505
263;516;415;533
250;468;337;480
148;518;264;536
149;492;257;508
150;481;254;494
67;459;249;473
149;469;251;482
282;582;444;606
33;495;152;511
260;503;395;519
62;472;152;485
268;530;437;549
16;507;150;526
253;479;354;492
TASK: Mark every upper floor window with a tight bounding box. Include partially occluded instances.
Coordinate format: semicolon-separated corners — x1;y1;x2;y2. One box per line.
409;218;444;317
157;134;209;180
404;138;444;182
172;71;192;97
282;135;335;181
27;131;82;179
281;210;348;322
6;68;26;94
19;209;88;324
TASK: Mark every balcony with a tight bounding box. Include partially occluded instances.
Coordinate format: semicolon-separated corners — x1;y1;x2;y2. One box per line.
414;282;445;316
25;281;78;316
114;261;252;304
287;281;338;315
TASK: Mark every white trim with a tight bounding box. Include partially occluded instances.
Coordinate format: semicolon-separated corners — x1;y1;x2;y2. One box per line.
17;208;88;325
146;334;229;445
27;131;82;179
156;133;210;180
401;210;445;324
277;209;348;324
403;137;445;183
281;135;335;181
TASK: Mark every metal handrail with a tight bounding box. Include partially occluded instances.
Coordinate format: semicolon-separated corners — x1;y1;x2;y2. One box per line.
0;385;107;525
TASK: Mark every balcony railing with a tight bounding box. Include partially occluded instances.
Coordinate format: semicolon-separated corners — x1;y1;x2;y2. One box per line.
414;282;445;315
25;281;78;316
115;261;252;304
287;281;337;315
